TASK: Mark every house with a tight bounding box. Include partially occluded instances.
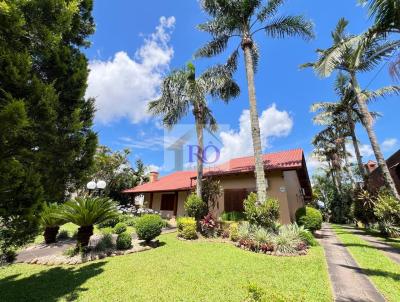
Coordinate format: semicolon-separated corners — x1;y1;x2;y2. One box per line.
123;149;312;224
366;149;400;194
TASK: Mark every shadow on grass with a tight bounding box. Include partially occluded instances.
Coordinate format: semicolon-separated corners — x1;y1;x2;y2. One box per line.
340;264;400;282
0;262;105;302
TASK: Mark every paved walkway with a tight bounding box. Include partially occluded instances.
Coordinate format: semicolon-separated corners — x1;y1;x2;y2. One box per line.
340;225;400;264
317;223;385;302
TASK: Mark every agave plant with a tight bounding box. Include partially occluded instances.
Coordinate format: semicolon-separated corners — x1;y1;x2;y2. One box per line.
59;197;118;247
39;203;65;244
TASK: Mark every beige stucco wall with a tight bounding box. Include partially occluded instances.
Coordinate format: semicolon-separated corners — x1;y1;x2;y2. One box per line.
283;170;305;221
139;170;305;224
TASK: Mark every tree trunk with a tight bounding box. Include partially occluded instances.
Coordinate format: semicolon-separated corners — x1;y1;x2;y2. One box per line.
351;73;400;200
77;225;94;247
242;38;267;203
342;142;356;189
347;109;366;180
194;111;204;198
44;226;59;244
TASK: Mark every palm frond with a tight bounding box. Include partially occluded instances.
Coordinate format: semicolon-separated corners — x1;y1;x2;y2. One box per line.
257;0;284;21
362;85;400;102
263;15;314;40
195;34;229;58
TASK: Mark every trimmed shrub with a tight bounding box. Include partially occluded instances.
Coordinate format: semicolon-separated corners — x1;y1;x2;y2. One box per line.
244;193;279;229
299;229;318;246
125;217;137;227
221;211;245;222
184;193;208;220
100;227;113;235
116;232;132;250
295;206;323;232
177;217;198;240
135;214;163;242
113;222;127;234
229;223;239;242
96;233;114;251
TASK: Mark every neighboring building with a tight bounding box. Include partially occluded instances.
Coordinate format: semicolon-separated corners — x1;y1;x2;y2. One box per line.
123;149;312;224
366;149;400;194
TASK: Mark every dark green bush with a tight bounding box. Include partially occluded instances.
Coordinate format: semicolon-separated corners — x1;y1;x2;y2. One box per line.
244;193;279;229
177;217;197;240
135;214;163;242
295;207;323;232
299;229;318;246
116;232;132;250
184;193;208;220
221;211;245;221
113;222;127;234
96;233;114;251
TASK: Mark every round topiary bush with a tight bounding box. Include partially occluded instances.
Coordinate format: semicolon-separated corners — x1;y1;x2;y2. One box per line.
113;222;127;234
295;206;323;232
135;214;163;242
116;232;132;250
184;193;208;221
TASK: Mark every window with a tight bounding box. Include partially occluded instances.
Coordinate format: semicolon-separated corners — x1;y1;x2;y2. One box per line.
224;189;253;212
160;194;175;211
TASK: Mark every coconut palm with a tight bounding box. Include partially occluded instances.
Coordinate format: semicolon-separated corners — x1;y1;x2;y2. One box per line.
149;62;239;197
39;203;65;244
59;196;118;247
196;0;314;203
303;18;400;199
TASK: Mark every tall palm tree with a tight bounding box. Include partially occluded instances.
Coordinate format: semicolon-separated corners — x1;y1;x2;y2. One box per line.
360;0;400;77
303;18;400;199
196;0;314;203
149;63;239;198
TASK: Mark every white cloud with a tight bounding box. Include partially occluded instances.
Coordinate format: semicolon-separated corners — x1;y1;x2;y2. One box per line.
218;104;293;162
146;164;162;173
382;138;398;152
359;144;374;158
86;16;175;124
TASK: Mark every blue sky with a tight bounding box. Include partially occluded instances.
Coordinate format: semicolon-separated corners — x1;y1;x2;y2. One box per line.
84;0;399;175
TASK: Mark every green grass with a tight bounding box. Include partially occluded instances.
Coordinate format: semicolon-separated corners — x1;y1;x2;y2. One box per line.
363;228;400;250
332;224;400;302
0;233;332;302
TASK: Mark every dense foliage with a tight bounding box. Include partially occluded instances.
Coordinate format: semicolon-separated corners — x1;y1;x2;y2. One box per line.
113;222;127;235
116;232;132;250
135;214;163;242
295;207;323;232
177;217;198;240
184;193;208;221
0;0;96;259
59;197;118;246
221;211;246;222
199;213;219;237
243;193;279;229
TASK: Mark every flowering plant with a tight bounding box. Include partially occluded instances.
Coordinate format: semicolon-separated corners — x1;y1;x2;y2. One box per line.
200;213;218;237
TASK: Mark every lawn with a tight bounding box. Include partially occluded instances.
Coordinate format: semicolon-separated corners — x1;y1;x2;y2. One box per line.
0;233;332;302
332;224;400;302
363;228;400;250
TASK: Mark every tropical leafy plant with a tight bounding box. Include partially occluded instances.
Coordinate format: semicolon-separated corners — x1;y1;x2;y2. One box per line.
39;203;66;244
196;0;314;203
59;197;118;247
149;62;239;197
244;193;279;229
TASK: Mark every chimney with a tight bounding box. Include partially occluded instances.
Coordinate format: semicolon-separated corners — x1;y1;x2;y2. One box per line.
149;171;159;183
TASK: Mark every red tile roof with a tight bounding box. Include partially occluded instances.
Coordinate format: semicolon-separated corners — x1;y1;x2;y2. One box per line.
124;149;305;194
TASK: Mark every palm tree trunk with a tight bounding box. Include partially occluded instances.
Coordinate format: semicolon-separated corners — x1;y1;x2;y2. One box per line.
242;37;267;203
194;111;204;198
44;226;59;244
347;109;366;179
77;225;94;247
351;73;400;200
342;142;356;188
